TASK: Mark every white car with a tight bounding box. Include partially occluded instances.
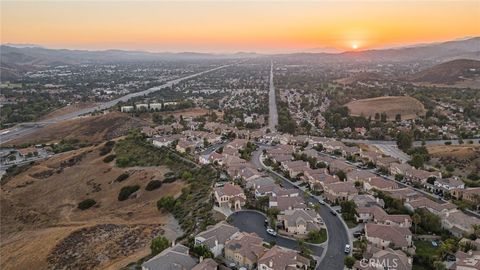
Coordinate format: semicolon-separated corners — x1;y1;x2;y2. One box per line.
344;244;351;254
319;200;326;205
266;228;277;236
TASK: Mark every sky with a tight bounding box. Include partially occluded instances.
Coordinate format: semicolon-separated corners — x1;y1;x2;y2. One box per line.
1;0;479;53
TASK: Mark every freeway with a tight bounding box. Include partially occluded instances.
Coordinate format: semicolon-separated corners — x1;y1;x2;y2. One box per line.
268;61;278;132
251;147;350;270
0;64;230;143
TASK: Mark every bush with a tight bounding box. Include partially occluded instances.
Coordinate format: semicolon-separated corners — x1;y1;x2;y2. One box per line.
157;196;175;211
103;154;116;163
78;199;96;210
145;180;162;191
99;141;115;156
118;185;140;201
150;236;170;255
116;172;130;182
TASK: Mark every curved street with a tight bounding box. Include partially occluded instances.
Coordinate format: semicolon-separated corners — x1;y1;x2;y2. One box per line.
250;147;350;270
229;210;324;256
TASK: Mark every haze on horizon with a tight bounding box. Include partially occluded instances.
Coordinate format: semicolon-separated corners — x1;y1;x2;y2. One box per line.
1;0;479;53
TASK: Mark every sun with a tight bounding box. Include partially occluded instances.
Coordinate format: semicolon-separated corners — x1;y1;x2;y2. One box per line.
352;43;358;50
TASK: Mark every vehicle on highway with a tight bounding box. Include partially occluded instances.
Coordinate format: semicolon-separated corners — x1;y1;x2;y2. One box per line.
345;244;351;254
266;228;277;236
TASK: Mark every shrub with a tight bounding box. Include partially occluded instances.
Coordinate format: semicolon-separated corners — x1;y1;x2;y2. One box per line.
78;199;96;210
103;154;116;163
118;185;140;201
116;172;130;182
157;196;175;211
150;236;170;255
145;180;162;191
99;141;115;156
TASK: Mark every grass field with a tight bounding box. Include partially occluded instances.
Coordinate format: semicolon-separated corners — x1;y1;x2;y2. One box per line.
345;96;426;120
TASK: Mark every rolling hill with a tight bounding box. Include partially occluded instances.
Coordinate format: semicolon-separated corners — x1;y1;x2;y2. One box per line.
408;59;480;85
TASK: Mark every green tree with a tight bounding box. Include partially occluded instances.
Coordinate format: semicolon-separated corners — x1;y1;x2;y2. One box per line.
344;256;356;269
150;236;170;255
336;170;347;181
396;131;413;151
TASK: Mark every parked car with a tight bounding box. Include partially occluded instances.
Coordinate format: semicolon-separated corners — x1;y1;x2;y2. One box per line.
266;228;277;236
319;200;326;205
344;244;351;254
330;210;337;216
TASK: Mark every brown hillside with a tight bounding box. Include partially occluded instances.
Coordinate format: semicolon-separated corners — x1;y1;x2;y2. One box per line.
0;144;185;270
409;59;480;85
345;96;426;120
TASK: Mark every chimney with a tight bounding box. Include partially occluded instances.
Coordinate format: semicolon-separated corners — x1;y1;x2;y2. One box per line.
269;260;273;267
171;240;175;247
200;256;204;263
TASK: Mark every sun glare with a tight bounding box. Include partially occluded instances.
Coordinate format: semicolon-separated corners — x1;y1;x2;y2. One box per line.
352;44;359;50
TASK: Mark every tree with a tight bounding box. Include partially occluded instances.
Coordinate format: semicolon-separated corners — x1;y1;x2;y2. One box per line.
412;213;421;234
150;236;170;255
336;170;347;181
157;196;176;211
439;238;458;260
344;256;356;269
395;113;402;122
409;154;425;169
396;131;413;151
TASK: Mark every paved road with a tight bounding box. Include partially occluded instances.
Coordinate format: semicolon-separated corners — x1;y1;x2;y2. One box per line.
343;138;479;146
268;61;278;132
229;210;324;256
251;147;350;270
0;64;231;143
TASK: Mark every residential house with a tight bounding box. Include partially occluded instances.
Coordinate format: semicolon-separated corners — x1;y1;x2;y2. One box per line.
434;178;465;191
281;160;310;178
363;177;398;192
353;246;412;270
195;222;239;257
278;209;324;235
142;244;197;270
257;246;310;270
440;209;480;237
451;250;480;270
329;160;355;174
269;196;306;212
352;194;385;208
224;232;267;270
365;223;413;251
245;177;276;190
213;183;246;211
192;258;218;270
323;182;358;203
404;197;456;215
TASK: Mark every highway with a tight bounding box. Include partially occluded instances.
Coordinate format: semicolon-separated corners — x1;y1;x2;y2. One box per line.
251;146;350;270
0;64;230;143
268;61;278;132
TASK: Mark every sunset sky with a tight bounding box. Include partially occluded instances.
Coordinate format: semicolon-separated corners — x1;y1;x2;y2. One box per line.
1;1;479;53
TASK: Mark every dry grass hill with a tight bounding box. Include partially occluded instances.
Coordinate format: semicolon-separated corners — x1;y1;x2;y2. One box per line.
0;143;185;270
345;96;426;120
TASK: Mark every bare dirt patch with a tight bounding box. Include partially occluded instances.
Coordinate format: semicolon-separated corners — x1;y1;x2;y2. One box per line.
345;96;426;120
0;144;185;269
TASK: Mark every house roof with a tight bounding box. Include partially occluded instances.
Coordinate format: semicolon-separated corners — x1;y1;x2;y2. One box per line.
191;258;218;270
214;183;244;198
142;244;197;270
258;246;310;270
225;232;267;263
196;222;239;249
365;223;412;248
